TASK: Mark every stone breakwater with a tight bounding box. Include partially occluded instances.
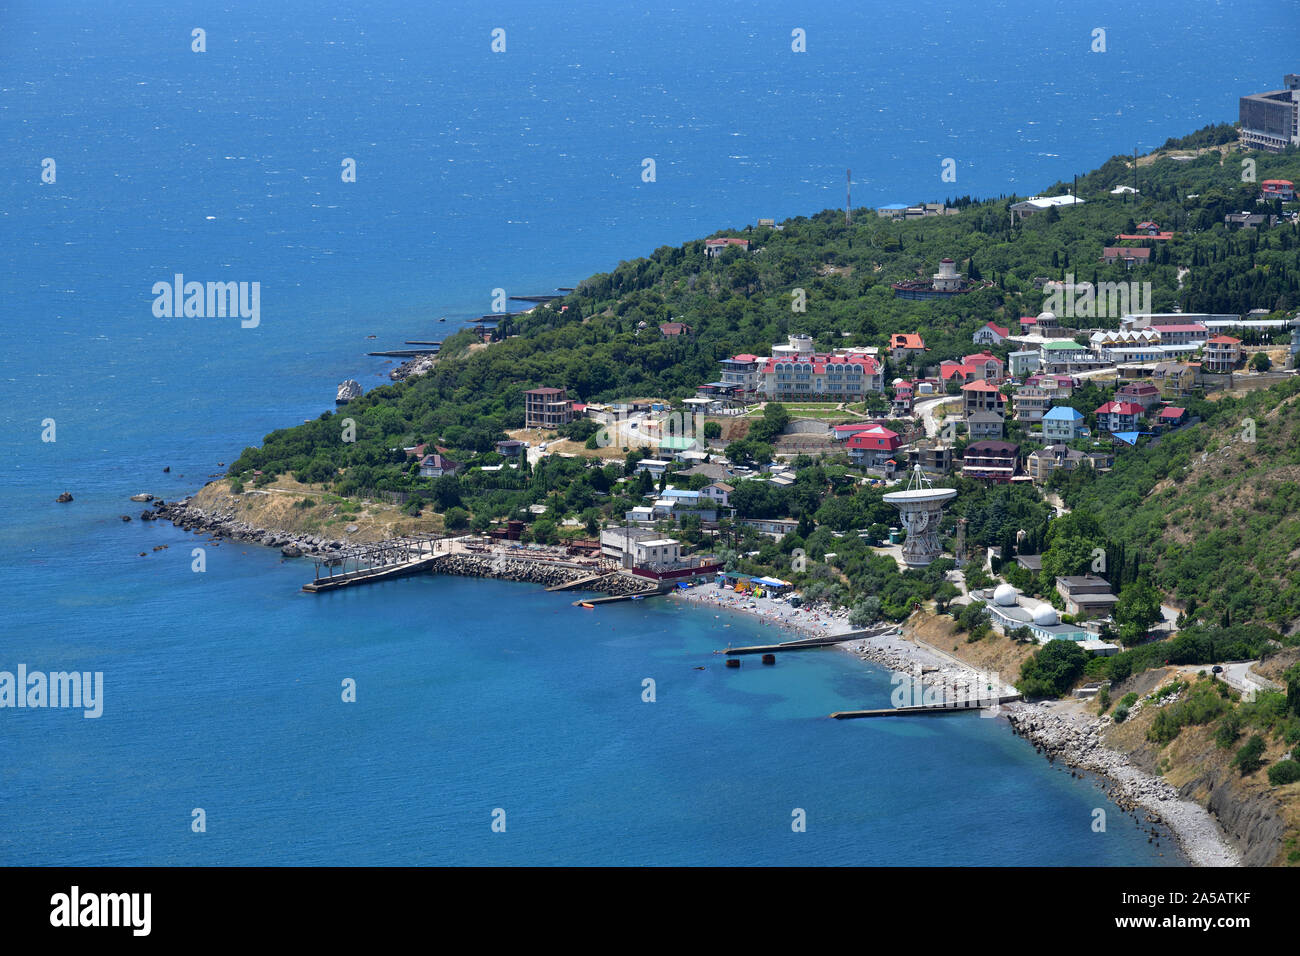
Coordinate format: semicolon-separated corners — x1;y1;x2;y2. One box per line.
154;499;346;557
1003;703;1241;867
433;554;659;596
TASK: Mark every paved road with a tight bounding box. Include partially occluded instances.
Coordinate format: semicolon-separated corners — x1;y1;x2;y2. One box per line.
1214;660;1281;697
913;395;961;439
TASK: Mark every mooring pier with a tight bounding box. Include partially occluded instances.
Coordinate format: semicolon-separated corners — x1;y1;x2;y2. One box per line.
302;534;448;593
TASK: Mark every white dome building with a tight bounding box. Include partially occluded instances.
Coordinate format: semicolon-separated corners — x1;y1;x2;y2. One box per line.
1031;605;1059;627
993;583;1019;607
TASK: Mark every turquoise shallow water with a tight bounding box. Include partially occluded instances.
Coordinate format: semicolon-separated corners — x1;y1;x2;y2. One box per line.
3;0;1293;865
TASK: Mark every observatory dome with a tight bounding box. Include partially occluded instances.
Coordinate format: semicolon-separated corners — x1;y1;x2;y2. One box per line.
1037;310;1056;323
993;584;1018;607
1032;605;1059;627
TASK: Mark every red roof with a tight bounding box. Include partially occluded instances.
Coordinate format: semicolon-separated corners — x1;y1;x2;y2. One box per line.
964;350;1005;367
981;322;1010;338
1261;180;1293;187
940;362;974;380
705;237;750;247
1096;401;1143;415
1207;335;1240;345
961;380;1002;392
1116;232;1173;241
1103;246;1153;259
891;333;926;349
846;427;900;451
1158;406;1187;418
1019;316;1038;326
730;353;758;362
760;353;880;374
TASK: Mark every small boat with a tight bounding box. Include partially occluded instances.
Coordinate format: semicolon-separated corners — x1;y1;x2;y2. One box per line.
761;653;776;665
580;602;595;609
630;594;644;600
725;658;740;669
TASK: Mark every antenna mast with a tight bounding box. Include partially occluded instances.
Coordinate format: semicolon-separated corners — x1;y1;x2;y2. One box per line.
846;169;852;226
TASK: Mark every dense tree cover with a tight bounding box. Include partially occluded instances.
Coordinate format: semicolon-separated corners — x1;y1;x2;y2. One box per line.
218;131;1300;631
1083;623;1286;685
1062;377;1300;627
230;138;1299;497
1018;639;1088;698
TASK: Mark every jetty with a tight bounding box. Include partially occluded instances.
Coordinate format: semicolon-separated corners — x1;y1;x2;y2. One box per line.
509;294;564;304
403;340;442;346
830;695;1022;719
721;624;895;655
367;349;437;358
302;535;447;593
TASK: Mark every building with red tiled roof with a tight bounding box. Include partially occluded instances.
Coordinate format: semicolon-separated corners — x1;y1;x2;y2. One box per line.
659;322;693;337
889;333;928;363
961;379;1007;416
962;350;1006;382
1261;179;1295;200
704;237;750;258
846;426;901;466
1095;401;1144;433
1204;335;1242;373
972;322;1010;346
757;352;883;400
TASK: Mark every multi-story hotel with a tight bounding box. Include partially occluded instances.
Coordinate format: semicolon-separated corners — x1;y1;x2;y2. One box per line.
1240;74;1300;152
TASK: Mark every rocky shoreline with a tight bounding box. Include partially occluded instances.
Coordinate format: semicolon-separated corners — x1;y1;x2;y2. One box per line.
838;625;1242;866
389;352;437;381
154;498;348;557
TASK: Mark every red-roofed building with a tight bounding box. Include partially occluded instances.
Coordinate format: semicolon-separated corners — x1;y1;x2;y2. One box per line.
1095;401;1144;433
962;350;1006;382
891;380;915;416
1261;180;1295;200
1019;315;1038;329
940;361;976;383
1115;381;1161;410
961;379;1007;416
846;426;901;466
1156;406;1188;430
972;322;1010;346
758;352;883;400
704;237;751;258
1150;323;1209;345
889;333;927;363
1204;335;1242;373
659;322;693;337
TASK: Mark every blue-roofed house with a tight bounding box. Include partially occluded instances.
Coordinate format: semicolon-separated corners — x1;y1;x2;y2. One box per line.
1041;406;1085;443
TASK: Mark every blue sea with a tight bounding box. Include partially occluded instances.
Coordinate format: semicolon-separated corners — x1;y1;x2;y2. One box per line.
1;0;1293;865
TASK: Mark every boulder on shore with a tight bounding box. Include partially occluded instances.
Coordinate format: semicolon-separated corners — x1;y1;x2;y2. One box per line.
130;493;155;502
55;492;73;503
281;544;304;558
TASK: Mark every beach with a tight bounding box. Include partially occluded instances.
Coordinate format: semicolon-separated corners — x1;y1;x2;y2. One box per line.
670;581;1242;867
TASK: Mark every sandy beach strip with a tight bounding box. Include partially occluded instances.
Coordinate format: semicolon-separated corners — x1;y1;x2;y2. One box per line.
669;581;1241;866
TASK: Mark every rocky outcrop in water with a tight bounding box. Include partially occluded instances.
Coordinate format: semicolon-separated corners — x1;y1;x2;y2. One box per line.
55;492;73;503
336;379;362;404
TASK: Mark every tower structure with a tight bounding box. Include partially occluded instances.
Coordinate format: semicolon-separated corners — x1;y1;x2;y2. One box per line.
883;465;958;568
